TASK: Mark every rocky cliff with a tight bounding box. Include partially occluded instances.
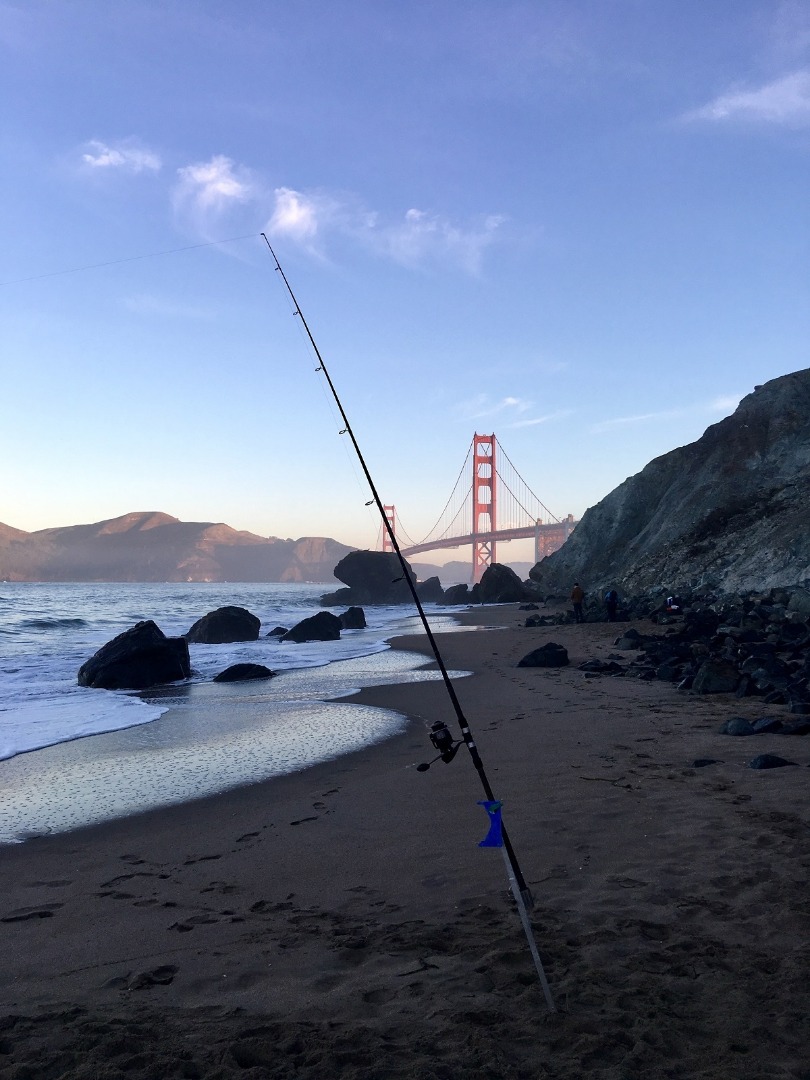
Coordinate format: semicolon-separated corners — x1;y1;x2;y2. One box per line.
0;512;354;583
529;368;810;597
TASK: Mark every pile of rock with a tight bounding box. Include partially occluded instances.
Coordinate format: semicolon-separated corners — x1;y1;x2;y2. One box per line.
320;553;541;608
437;563;540;606
577;587;810;729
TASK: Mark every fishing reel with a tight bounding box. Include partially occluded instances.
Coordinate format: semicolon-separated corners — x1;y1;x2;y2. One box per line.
416;721;462;771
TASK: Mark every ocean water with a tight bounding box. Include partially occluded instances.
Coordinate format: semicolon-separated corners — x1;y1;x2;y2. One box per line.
0;582;471;842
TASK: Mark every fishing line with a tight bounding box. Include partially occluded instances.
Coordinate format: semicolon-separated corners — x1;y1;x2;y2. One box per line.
0;233;259;287
262;235;555;1010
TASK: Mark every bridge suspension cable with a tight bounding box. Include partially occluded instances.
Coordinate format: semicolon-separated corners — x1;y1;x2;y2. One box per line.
417;440;473;545
496;442;562;525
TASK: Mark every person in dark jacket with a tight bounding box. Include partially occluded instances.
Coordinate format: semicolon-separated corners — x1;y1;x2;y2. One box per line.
605;588;619;622
571;583;585;623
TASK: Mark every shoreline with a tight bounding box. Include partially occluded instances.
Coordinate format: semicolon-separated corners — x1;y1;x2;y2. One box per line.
1;604;808;1078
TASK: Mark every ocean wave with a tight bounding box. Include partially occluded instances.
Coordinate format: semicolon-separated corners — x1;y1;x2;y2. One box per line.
20;618;89;629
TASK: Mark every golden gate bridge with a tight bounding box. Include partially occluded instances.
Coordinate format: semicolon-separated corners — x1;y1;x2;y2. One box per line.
379;433;577;583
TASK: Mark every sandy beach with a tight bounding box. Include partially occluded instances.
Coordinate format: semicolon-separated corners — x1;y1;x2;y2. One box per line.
1;604;808;1079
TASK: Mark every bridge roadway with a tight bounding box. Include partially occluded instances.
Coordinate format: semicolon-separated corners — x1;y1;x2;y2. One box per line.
399;521;571;559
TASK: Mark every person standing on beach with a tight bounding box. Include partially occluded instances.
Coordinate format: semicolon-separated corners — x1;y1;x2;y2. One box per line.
570;582;585;623
605;588;619;622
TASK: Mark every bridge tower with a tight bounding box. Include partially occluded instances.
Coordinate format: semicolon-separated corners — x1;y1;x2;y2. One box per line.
472;433;497;583
381;505;396;553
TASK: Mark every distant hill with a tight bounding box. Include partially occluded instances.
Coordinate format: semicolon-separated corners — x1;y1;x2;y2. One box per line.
0;512;355;583
529;368;810;596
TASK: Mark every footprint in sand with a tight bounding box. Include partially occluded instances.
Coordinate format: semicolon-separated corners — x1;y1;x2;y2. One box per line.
100;872;169;888
2;904;63;922
363;986;398;1004
249;899;295;914
169;913;220;932
290;816;318;825
125;965;178;990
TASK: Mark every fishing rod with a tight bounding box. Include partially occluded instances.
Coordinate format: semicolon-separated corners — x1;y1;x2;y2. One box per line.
262;235;555;1009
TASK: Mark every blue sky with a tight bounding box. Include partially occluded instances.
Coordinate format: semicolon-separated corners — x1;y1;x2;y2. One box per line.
2;1;808;563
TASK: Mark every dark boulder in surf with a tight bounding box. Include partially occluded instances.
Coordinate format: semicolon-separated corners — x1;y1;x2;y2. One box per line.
339;606;366;629
282;611;342;643
416;577;445;603
438;583;471;605
184;606;260;644
213;663;276;683
321;551;417;606
78;620;190;690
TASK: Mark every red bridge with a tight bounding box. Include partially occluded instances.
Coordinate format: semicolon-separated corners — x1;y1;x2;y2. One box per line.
380;433;577;583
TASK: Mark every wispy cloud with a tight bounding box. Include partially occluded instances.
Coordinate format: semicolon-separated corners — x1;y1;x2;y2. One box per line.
683;70;810;126
122;293;213;319
370;208;505;274
454;394;533;421
81;138;161;172
264;187;348;256
591;394;743;434
591;408;681;433
264;186;505;274
770;2;810;66
173;155;254;233
709;393;744;413
510;409;573;429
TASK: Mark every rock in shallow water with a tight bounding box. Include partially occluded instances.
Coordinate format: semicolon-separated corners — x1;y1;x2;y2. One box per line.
185;606;260;644
78;620;190;690
282;611;342;643
213;664;276;683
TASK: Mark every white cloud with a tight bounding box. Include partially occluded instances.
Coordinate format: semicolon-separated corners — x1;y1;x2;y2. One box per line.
264;187;347;252
376;208;505;274
175;155;253;212
267;187;319;241
454;394;534;421
264;187;504;274
510;409;573;429
684;70;810;126
81;138;161;172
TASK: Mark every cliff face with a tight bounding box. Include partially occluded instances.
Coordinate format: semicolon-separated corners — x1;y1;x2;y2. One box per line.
0;512;354;583
529;368;810;596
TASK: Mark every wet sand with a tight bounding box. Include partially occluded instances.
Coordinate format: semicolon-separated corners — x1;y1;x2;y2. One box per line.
1;604;808;1079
